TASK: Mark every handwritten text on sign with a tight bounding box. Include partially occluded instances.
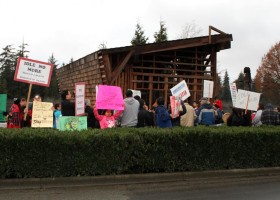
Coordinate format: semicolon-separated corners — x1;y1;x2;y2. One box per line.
75;82;85;116
31;101;54;128
96;85;124;110
14;57;53;87
235;89;260;111
170;80;190;101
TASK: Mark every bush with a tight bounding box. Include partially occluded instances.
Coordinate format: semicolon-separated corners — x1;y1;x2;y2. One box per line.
0;126;280;178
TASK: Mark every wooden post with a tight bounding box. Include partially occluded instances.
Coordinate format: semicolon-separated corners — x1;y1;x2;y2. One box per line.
24;83;33;120
245;93;250;114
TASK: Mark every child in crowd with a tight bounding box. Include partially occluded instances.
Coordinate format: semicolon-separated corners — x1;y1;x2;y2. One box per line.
93;106;123;129
53;103;62;129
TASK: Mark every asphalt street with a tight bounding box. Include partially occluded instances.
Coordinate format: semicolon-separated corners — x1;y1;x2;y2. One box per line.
1;168;280;200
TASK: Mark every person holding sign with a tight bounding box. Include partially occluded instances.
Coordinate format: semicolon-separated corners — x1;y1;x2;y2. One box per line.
93;106;123;129
61;90;75;116
24;94;42;127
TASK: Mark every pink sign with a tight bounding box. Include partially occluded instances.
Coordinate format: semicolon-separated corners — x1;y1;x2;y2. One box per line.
96;85;124;110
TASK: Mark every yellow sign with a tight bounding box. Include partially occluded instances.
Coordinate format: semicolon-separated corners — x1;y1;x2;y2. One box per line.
31;101;53;127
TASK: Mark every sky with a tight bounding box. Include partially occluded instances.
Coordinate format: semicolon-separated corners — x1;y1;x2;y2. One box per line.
1;0;279;82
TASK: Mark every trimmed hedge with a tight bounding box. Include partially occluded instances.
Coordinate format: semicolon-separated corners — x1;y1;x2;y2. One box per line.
0;126;280;178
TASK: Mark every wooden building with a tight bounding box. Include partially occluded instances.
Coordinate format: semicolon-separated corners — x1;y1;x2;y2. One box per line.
57;26;233;108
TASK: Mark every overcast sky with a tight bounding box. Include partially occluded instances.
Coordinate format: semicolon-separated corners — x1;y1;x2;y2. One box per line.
1;0;279;82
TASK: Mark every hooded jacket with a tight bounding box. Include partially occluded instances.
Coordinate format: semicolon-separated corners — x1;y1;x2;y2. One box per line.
121;97;140;127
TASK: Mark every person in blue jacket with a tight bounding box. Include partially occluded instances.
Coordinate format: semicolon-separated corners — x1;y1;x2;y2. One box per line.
155;97;172;128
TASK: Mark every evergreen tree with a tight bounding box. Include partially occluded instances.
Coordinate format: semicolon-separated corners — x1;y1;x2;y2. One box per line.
131;22;149;45
0;45;17;97
154;21;168;43
221;70;231;101
44;54;59;99
234;72;245;90
214;73;223;99
15;42;30;97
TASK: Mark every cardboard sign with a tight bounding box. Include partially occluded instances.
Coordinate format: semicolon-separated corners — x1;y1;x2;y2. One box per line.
58;116;87;131
235;89;261;111
96;85;124;110
130;89;141;98
203;80;214;98
230;83;238;107
170;80;190;101
14;57;53;87
75;82;85;116
170;96;181;118
31;101;53;127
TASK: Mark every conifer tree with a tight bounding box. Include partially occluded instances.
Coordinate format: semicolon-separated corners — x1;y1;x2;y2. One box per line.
154;20;168;43
131;22;149;45
221;70;231;101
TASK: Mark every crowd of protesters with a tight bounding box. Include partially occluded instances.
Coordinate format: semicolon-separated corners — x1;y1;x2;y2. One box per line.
5;89;280;129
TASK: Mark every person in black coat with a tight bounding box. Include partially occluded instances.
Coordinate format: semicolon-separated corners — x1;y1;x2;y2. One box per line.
61;90;75;116
137;99;155;127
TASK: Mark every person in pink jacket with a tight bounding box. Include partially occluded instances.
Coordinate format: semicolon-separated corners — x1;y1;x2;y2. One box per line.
93;106;123;129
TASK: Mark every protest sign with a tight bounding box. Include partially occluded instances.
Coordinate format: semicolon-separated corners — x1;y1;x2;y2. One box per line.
75;82;85;116
170;80;190;101
96;85;124;110
0;94;7;122
203;80;214;98
59;116;87;131
170;96;181;118
130;89;141;98
14;57;53;87
31;101;53;127
235;89;261;112
230;82;238;107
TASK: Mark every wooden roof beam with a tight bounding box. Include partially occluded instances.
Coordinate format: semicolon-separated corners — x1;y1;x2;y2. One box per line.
110;50;134;84
208;26;227;44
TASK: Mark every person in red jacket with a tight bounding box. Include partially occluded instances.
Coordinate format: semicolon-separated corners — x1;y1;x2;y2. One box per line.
7;98;22;128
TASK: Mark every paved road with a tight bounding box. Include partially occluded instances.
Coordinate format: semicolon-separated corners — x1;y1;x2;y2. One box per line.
1;174;280;200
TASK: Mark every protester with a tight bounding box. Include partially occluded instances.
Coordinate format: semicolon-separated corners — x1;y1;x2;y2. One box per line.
193;100;199;126
137;99;155;127
181;100;196;127
170;99;187;127
7;98;22;128
53;102;62;129
261;103;280;125
155;96;172;128
120;90;139;127
24;94;42;127
93;106;123;129
197;97;215;126
213;103;223;124
227;108;249;126
85;99;98;128
252;104;264;127
61;90;75;116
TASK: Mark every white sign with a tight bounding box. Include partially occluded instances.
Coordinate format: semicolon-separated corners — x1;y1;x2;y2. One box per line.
31;101;54;127
170;80;190;101
235;89;261;111
203;80;214;98
14;57;53;87
130;89;141;98
230;83;238;107
75;82;85;116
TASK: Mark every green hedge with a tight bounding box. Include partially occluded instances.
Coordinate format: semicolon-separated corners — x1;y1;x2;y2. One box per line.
0;126;280;178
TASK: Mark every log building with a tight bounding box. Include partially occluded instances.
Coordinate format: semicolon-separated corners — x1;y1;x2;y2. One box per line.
57;26;233;108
